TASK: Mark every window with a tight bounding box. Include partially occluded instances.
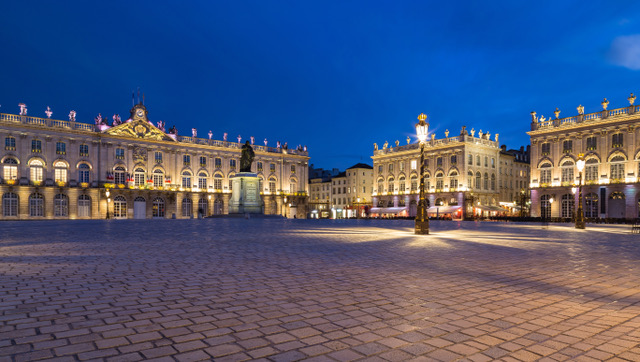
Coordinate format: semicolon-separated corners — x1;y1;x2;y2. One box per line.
155;152;163;164
610;156;625;182
467;171;473;188
56;142;66;155
3;158;18;181
214;174;223;190
483;172;489;190
5;137;16;151
182;171;192;188
436;157;443;168
540;143;551;156
228;179;233;191
270;163;276;173
612;133;624;148
152;197;165;218
182;198;192;217
291;165;296;174
399;162;405;172
198;172;207;189
54;161;68;183
257;162;263;172
388;164;393;172
475;172;481;189
484;157;488;168
114;166;126;185
435;172;443;190
269;177;276;193
378;165;383;174
215;157;222;168
30;160;44;182
29;193;44;217
153;169;164;187
468;155;473;165
540;163;552;185
490;173;495;191
449;171;458;190
585;193;598;218
199;156;207;167
586;136;597;151
411;160;417;170
410;175;417;192
491;158;495;168
377;179;384;194
399;176;406;193
54;194;68;217
561;194;574;218
183;155;191;167
230;159;236;170
113;196;127;218
585;159;598;183
388;177;394;193
134;168;145;187
3;192;18;216
424;159;429;168
115;148;125;159
562;140;572;154
76;163;90;184
540;194;551;219
561;160;574;185
79;144;89;157
31;139;42;153
259;177;264;192
198;198;208;217
290;181;296;193
451;155;457;165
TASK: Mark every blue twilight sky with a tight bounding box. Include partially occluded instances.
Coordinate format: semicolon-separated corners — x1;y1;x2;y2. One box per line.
1;1;640;171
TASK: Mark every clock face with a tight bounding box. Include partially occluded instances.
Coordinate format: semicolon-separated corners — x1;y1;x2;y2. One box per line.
136;109;144;117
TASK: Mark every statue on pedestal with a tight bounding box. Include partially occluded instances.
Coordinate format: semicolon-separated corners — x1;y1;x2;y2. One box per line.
240;141;255;172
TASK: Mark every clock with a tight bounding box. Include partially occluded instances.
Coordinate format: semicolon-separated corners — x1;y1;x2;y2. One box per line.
136;109;144;118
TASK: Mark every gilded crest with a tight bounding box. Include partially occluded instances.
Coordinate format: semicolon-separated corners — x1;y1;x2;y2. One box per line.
133;146;147;163
135;124;147;137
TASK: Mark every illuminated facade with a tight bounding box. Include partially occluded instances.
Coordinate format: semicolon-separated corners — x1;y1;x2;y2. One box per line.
528;94;640;220
371;125;526;219
308;163;373;219
0;102;309;219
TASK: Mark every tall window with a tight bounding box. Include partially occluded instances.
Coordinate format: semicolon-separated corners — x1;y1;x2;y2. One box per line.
290;180;296;193
388;164;394;172
399;176;406;193
79;144;89;157
585;193;598;218
388;177;394;193
56;142;66;155
560;160;574;185
483;172;489;189
29;193;44;217
3;158;18;181
198;172;207;189
152;197;165;218
410;175;417;192
153;169;164;187
199;156;207;167
78;195;91;218
475;172;481;189
377;178;384;194
468;171;473;188
451;155;457;165
54;194;68;217
134;168;145;187
214;158;222;168
3;192;18;216
270;163;276;173
561;194;574;218
411;160;417;170
435;172;443;190
585;159;598;183
5;136;16;151
155;151;163;164
183;155;191;166
540;163;552;185
198;198;208;217
182;171;192;188
54;161;67;183
78;163;90;183
468;155;473;165
290;165;296;174
436;157;442;168
490;173;495;191
257;162;263;172
31;139;42;153
540;194;551;219
113;196;127;218
612;133;624;148
214;174;223;190
182;198;192;217
30;160;44;182
115;148;125;159
562;140;572;154
449;171;458;190
610;156;625;182
541;143;550;156
269;177;276;193
399;162;405;172
586;136;597;151
114;166;126;185
491;158;495;168
230;159;236;170
484;157;488;167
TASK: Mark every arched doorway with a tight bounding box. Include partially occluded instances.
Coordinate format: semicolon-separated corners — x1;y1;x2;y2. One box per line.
198;197;208;217
113;196;127;219
214;199;223;215
609;192;625;219
78;195;91;218
152;197;165;218
134;196;146;219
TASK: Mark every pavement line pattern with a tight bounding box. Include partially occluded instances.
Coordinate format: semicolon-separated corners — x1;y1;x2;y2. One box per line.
1;219;639;361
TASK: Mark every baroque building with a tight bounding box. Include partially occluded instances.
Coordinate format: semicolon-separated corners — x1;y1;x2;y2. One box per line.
0;102;309;219
371;122;529;219
528;94;640;220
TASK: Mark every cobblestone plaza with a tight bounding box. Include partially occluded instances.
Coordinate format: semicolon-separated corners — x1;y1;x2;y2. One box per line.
1;219;640;361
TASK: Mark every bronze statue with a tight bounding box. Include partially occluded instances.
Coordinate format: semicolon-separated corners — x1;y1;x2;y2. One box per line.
240;141;255;172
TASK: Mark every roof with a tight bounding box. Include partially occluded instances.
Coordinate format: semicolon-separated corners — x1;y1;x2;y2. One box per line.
347;163;373;170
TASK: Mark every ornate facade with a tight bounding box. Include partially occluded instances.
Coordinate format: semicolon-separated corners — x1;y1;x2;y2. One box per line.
528;94;640;220
371;124;528;219
0;102;309;219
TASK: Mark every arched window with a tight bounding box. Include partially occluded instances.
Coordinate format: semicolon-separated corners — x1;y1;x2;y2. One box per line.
610;155;626;182
585;158;598;183
78;195;91;218
29;193;44;217
484;156;488;167
214;173;223;190
435;172;444;190
181;171;192;188
182;198;192;217
113;195;127;218
259;176;264;192
153;169;164;187
198;198;208;217
585;193;598;218
435;198;444;206
490;173;496;191
152;197;165;218
540;163;552;185
387;177;394;193
269;177;277;193
290;179;297;193
78;163;90;183
134;168;145;187
483;173;489;190
467;171;473;189
449;170;458;190
54;194;68;217
377;178;384;194
399;176;406;193
475;172;481;189
30;159;44;182
3;158;18;181
561;193;574;218
114;166;126;185
54;161;67;183
3;192;18;216
561;160;574;185
476;155;481;166
540;194;551;219
198;172;208;189
410;175;417;192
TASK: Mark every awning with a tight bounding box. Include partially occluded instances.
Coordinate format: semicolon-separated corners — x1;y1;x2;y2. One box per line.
476;205;507;212
427;205;461;214
370;207;408;214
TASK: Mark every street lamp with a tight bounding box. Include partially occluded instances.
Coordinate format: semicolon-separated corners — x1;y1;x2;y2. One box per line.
415;113;429;235
575;154;586;229
549;197;554;223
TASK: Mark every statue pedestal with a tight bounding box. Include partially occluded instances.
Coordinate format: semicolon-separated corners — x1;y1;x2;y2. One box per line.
229;172;263;214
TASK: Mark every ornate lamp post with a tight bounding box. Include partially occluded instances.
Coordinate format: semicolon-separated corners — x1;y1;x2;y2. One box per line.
575;154;586;229
415;113;430;235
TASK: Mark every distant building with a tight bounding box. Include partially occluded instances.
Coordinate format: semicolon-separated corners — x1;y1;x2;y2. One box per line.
0;102;309;219
344;163;374;218
528;94;640;219
499;145;531;215
307;163;373;218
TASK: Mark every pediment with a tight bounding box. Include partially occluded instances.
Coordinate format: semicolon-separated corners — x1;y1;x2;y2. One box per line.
104;120;175;142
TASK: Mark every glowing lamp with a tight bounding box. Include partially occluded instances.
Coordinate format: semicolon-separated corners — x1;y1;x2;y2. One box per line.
571;187;577;194
415;113;429;143
576;157;585;173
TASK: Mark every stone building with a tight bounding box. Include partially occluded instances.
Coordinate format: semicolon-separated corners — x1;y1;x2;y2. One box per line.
371;120;528;219
308;163;373;219
499;145;531;214
344;163;374;218
0;102;309;219
528;94;640;220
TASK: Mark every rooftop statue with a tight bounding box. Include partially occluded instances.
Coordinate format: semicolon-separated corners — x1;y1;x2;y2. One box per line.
629;93;636;106
240;141;255;172
577;105;584;115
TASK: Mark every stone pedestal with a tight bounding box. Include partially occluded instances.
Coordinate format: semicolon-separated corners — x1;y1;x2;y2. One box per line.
229;172;263;214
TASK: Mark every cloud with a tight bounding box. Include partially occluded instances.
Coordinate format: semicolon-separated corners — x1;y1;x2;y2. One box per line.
609;34;640;70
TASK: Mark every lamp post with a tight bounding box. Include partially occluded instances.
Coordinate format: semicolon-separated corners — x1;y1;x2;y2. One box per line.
575;154;585;229
105;189;111;219
548;197;554;223
415;113;429;235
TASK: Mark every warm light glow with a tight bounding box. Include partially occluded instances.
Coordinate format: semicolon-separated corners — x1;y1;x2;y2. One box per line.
571;187;577;194
549;197;554;204
105;190;110;197
415;113;428;143
576;154;585;172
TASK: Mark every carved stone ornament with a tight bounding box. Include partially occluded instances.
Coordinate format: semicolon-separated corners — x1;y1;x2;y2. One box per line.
577;104;584;115
105;120;175;142
629;93;636;106
554;108;560;119
132;146;148;163
602;98;609;110
444;129;449;138
530;111;537;122
539;115;546;123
